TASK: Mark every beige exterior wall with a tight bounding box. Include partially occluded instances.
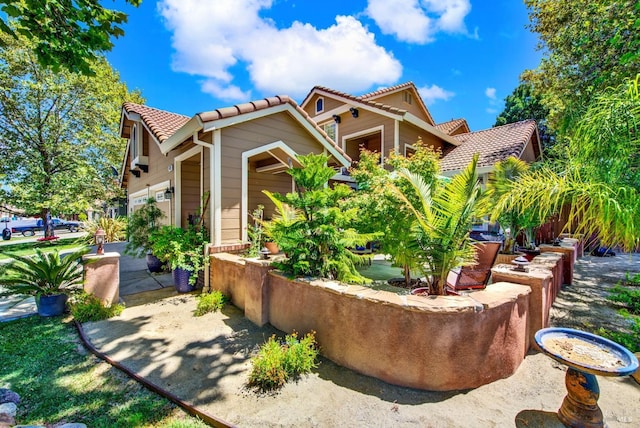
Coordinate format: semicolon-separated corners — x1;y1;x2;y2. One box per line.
399;122;448;156
368;90;432;123
520;137;538;162
337;109;396;161
218;112;328;244
303;93;345;118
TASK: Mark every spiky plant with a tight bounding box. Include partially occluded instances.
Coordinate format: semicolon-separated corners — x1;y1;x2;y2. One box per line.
392;154;484;295
0;247;90;297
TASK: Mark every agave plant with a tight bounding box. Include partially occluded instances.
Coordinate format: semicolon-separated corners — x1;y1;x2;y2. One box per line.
392;154;484;295
0;247;90;297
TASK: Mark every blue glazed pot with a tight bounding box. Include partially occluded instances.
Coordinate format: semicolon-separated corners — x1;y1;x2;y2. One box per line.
146;253;165;273
172;267;195;293
36;294;68;317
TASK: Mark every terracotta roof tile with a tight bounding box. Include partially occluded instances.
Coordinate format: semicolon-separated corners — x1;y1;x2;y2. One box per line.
435;118;470;135
309;86;408;115
195;96;351;163
123;102;190;143
358;82;416;99
441;120;537;172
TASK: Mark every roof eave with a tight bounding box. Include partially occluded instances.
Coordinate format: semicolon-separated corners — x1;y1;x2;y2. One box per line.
160;116;204;155
404;113;461;147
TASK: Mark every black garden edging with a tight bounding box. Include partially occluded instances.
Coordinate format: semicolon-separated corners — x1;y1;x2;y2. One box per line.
74;320;234;428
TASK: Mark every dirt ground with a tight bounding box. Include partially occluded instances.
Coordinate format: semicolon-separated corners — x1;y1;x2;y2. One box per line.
82;254;640;427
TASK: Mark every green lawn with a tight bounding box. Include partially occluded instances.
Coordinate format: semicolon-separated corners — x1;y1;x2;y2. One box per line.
0;237;88;260
0;316;208;427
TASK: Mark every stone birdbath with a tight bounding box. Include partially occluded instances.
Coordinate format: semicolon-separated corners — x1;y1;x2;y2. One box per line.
535;327;639;428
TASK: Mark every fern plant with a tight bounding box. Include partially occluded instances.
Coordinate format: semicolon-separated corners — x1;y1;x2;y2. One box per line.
262;153;378;284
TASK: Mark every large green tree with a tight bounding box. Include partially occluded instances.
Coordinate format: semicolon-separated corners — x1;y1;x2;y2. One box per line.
0;34;143;235
492;76;640;251
523;0;640;126
0;0;141;75
494;82;554;151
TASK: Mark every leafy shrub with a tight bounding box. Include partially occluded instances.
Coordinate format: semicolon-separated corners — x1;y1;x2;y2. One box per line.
624;271;640;286
70;292;125;322
608;284;640;314
194;291;227;316
248;331;318;391
84;216;127;244
597;311;640;352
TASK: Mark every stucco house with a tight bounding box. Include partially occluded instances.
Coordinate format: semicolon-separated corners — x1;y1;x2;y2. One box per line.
119;82;541;248
119;95;351;253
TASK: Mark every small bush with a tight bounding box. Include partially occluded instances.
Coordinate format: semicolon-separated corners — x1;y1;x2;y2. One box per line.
70;292;125;322
624;271;640;286
194;291;227;316
597;311;640;352
248;331;318;391
84;217;127;244
608;284;640;314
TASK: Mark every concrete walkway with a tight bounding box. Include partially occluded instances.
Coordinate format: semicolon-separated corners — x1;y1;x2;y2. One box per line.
0;241;176;322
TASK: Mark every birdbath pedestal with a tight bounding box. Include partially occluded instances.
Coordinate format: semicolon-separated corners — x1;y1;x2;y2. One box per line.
535;328;639;428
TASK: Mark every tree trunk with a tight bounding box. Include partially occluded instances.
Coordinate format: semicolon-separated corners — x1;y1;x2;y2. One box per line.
41;207;52;238
403;265;412;287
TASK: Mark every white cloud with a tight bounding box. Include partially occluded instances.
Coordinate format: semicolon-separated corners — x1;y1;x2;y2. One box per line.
485;87;497;100
159;0;402;101
366;0;471;44
418;84;455;104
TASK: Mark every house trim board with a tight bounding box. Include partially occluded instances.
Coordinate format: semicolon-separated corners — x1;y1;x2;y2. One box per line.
241;140;299;242
213;130;222;246
341;125;385;165
173;145;203;227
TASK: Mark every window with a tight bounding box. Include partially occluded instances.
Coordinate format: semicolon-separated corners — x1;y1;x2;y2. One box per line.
403;91;413;105
320;121;336;141
404;144;416;157
316;97;324;114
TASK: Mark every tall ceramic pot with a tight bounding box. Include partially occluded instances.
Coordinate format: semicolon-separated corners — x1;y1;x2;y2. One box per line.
172;267;196;293
146;253;164;273
36;294;68;317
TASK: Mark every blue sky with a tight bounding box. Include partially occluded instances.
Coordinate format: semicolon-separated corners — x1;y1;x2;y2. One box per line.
107;0;542;132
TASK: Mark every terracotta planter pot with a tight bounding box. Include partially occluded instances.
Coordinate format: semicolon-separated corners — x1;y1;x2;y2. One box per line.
264;242;279;254
494;253;521;266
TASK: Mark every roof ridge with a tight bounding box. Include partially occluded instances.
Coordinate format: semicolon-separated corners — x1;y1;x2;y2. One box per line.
123;102;189;119
195;95;351;163
358;81;414;99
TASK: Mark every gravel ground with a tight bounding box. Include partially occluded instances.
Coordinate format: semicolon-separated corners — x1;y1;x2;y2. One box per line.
82;254;640;427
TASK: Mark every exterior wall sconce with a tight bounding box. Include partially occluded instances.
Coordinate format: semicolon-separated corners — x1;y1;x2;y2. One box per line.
164;187;174;200
332;114;341;123
95;228;106;255
350;107;359;118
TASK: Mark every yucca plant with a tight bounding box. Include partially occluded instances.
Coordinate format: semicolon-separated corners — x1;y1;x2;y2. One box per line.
392;154;484;295
0;247;90;297
83;216;127;244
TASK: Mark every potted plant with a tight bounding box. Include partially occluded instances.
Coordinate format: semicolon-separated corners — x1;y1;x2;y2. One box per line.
149;225;207;292
125;198;166;272
0;247;90;316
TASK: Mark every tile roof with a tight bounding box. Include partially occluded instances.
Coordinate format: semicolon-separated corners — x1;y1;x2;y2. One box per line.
194;96;351;163
441;120;538;172
123;102;190;143
435;118;470;136
301;86;409;115
358;82;416;99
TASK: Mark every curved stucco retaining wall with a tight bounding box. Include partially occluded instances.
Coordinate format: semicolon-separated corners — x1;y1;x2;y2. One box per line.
210;254;531;391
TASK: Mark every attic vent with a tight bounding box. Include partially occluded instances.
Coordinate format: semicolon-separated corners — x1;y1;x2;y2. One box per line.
403;91;413;105
316;97;324;114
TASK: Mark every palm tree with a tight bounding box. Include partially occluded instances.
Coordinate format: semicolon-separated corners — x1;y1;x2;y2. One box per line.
392;154;484;295
491;75;640;252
